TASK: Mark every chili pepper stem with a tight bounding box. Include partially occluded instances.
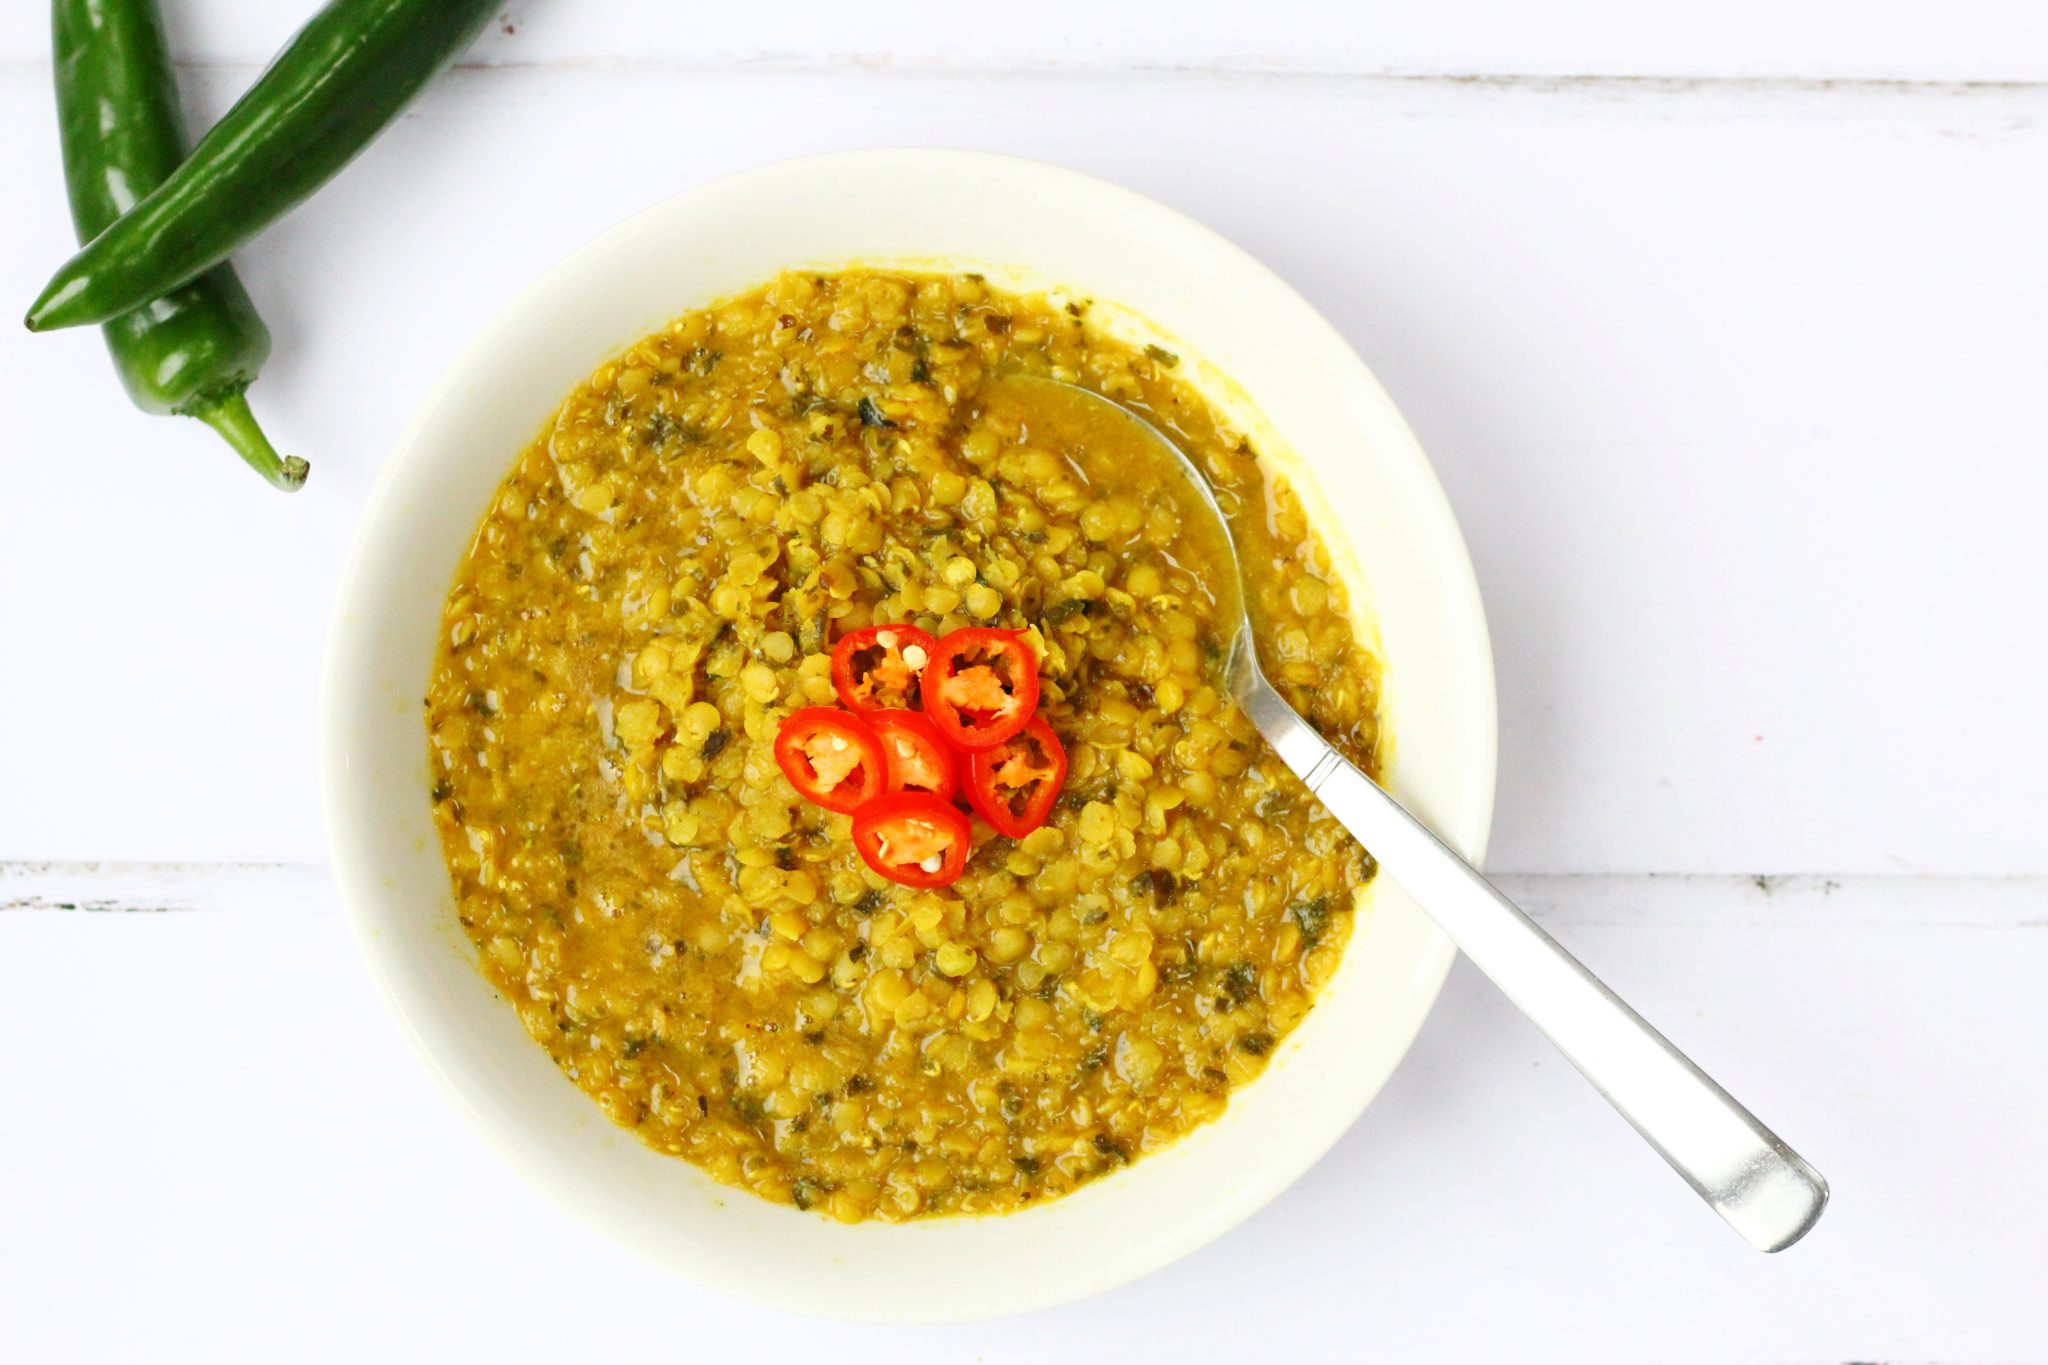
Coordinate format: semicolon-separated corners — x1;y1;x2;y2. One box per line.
187;389;308;491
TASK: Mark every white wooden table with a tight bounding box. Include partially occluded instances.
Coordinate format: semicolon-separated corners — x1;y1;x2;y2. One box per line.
3;3;2044;1359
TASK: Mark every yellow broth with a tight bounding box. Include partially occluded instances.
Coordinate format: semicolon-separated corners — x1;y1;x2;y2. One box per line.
426;270;1382;1221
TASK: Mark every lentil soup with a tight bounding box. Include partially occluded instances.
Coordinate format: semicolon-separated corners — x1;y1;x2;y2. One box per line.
426;269;1383;1222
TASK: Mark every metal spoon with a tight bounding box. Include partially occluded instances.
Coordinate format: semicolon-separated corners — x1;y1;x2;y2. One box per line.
991;373;1829;1253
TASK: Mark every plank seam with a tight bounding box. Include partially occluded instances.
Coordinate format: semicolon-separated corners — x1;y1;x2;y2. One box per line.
0;57;2042;98
4;861;2042;927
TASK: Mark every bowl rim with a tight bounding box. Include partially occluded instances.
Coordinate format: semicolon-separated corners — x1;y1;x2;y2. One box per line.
320;147;1496;1321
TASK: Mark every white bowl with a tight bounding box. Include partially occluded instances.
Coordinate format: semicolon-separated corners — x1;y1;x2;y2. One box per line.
322;149;1496;1322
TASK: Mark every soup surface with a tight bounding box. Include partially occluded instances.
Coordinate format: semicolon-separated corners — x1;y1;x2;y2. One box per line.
426;269;1382;1221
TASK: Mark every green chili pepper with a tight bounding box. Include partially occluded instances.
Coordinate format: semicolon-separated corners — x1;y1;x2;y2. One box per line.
28;0;499;334
51;0;304;490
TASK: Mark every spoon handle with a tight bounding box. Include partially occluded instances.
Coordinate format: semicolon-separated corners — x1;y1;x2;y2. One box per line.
1248;690;1828;1251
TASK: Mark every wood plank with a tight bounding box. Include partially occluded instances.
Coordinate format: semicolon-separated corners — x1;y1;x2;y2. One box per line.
3;0;2045;82
1;69;2040;876
0;879;2039;1359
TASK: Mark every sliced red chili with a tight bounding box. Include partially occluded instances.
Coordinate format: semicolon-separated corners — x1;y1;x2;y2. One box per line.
830;624;939;714
851;792;972;888
773;707;887;815
867;709;960;803
964;715;1067;839
921;628;1040;750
